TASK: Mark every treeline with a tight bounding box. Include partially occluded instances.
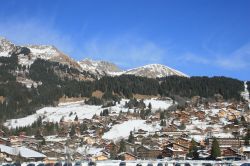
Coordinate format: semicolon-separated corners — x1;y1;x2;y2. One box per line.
95;75;244;100
29;59;95;84
95;75;159;98
26;59;246;101
0;56;245;122
0;54;18;82
159;76;244;100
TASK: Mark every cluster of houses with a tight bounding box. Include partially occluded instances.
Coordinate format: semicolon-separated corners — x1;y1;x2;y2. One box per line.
0;97;250;162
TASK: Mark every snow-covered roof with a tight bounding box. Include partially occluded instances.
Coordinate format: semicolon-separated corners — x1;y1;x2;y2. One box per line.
0;145;46;158
19;146;46;158
0;144;16;155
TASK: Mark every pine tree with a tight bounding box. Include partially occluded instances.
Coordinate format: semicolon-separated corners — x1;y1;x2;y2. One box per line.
128;131;134;143
211;138;221;159
188;139;199;159
110;144;117;159
160;112;165;120
60;116;65;123
148;102;152;110
119;139;126;153
244;128;250;146
74;115;78;121
80;123;88;135
160;120;166;126
241;116;247;126
140;110;145;119
69;125;76;137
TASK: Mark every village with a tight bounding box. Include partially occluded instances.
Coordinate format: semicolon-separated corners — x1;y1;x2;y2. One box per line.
0;94;250;164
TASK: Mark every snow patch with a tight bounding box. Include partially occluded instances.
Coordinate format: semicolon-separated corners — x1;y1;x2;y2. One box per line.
102;120;161;141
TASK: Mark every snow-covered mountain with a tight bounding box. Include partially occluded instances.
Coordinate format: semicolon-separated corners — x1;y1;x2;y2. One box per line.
0;37;16;57
0;37;81;70
124;64;189;78
26;45;82;70
78;60;188;78
0;37;188;79
78;58;123;77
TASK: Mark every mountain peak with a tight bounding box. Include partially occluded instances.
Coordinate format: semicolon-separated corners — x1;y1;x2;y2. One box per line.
79;59;123;77
0;37;16;57
124;63;188;78
0;37;188;79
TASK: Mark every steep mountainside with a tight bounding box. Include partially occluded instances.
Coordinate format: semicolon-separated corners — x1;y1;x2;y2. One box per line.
0;37;82;70
78;59;123;77
27;45;82;70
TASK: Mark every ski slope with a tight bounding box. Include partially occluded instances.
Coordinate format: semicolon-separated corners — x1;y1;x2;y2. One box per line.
4;98;172;130
102;120;161;141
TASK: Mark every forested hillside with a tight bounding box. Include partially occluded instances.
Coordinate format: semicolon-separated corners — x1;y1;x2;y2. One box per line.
159;76;244;100
0;55;245;122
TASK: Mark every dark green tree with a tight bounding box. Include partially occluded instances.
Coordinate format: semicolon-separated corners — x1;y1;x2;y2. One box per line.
211;138;221;159
128;131;135;143
148;102;152;110
110;144;117;160
69;125;76;137
160;112;165;120
74;115;78;121
160;120;166;126
118;139;126;153
244;128;250;146
188;139;199;159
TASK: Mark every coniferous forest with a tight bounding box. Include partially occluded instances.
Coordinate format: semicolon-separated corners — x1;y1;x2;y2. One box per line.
0;53;245;123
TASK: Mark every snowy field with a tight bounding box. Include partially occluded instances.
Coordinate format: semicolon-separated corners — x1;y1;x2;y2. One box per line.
102;120;161;141
4;101;103;129
4;98;172;129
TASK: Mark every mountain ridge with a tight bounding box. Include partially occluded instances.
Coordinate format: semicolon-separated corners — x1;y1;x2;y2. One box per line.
0;37;188;78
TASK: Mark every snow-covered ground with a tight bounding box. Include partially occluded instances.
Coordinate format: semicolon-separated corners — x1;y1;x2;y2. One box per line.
4;98;172;130
102;120;161;141
4;101;103;129
241;81;249;102
144;98;172;111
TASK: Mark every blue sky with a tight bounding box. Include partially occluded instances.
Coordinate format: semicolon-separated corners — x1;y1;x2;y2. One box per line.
0;0;250;80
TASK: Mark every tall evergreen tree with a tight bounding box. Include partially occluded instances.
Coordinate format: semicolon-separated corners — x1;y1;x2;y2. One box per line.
148;102;152;110
118;139;126;153
244;128;250;146
110;143;117;160
69;125;76;137
128;131;135;143
74;115;78;121
188;139;199;159
211;138;221;159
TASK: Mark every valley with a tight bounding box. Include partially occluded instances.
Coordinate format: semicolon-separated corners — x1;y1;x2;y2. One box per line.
0;36;249;163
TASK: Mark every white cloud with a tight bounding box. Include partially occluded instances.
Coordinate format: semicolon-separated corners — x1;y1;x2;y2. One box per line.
0;19;74;56
80;35;167;69
181;43;250;70
181;53;210;65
